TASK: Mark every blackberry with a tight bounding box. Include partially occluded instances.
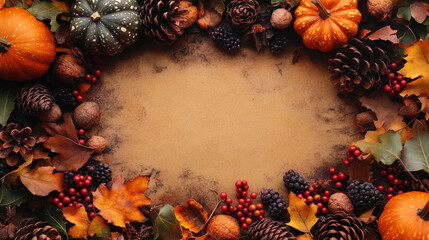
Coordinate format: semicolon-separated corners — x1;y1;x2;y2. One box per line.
269;33;288;54
346;180;384;209
54;87;78;111
87;161;112;186
64;171;77;187
283;169;310;195
210;27;241;53
260;188;287;218
258;4;282;22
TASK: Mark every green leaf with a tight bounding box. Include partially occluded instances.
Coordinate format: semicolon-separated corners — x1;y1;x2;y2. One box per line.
42;205;69;239
28;0;66;32
403;121;429;173
0;184;28;207
272;0;285;4
153;205;182;240
0;81;18;126
397;6;412;21
357;130;402;165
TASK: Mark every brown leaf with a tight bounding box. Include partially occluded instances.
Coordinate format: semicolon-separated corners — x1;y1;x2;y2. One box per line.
20;166;66;196
366;26;399;44
347;157;373;182
410;1;429;24
175;1;198;28
251;24;266;52
358;207;375;223
174;199;208;234
43;135;93;171
63;205;89;239
196;8;222;29
54;23;71;46
93;176;151;227
39;113;78;141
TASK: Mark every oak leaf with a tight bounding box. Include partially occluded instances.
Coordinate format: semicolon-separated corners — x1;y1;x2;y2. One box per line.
399;40;429;97
93;176;151;227
20;166;66;196
174;199;208;234
403;120;429;173
63;205;89;239
357;130;402;165
286;192;318;233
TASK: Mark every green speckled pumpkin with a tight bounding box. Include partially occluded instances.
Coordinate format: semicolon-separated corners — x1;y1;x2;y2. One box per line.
70;0;141;56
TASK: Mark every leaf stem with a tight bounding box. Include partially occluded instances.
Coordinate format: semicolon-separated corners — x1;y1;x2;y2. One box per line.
311;0;330;20
396;156;429;193
418;200;429;221
0;38;11;53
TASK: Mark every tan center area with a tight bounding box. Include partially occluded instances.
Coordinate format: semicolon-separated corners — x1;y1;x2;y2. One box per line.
87;35;360;208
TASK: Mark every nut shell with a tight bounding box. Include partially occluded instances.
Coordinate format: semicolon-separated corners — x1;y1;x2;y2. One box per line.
87;136;107;154
270;9;292;29
367;0;393;21
37;104;62;123
207;215;240;240
73;102;101;130
328;192;353;214
53;54;85;84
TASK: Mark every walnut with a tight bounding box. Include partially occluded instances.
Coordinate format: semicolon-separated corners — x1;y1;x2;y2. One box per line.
87;136;107;154
367;0;393;21
73;102;101;130
270;8;293;29
328;192;353;214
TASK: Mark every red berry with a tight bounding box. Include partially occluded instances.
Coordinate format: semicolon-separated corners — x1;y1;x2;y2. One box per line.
72;90;79;96
237;204;243;211
348;156;355;162
377;185;384;192
242;180;248;186
403;180;410;186
245;218;252;224
221;205;228;212
397;74;403;81
387;174;395;181
258;215;264;220
390;62;397;69
236;211;243;217
68;203;74;207
348;145;356;152
388;187;394;193
220;192;227;199
62;196;71;204
387;167;393;173
392;80;398;85
256;203;263;210
76;192;81;197
297;194;303;198
388;72;395;79
53;198;60;204
324;190;331;197
241;223;248;230
87;204;94;209
85;196;91;202
380;170;387;177
304;190;310;197
58;192;65;198
338;172;346;180
332;174;339;182
91;77;97;83
68;188;76;195
57;202;64;208
250;192;257;199
235;181;242;188
236;193;241;199
89;212;96;219
321;207;328;214
353;149;361;156
393;179;400;185
239;198;245;205
73;175;80;182
80;188;88;196
384;85;391;92
307;196;313;203
84;179;91;186
78;139;85;145
226;198;232;205
240;217;246;222
71;196;76;201
246;198;252;204
343;160;350;167
77;181;84;188
387;194;393;199
236;188;243;193
85;74;92;81
394;84;401;92
228;206;234;212
77;198;82;202
303;199;308;204
78;129;85;135
335;182;342;188
86;176;92;182
226;211;230;215
242;185;249;191
329;168;336;175
76;95;83;102
95;70;102;76
241;191;247;197
400;80;407;86
243;208;248;213
247;212;253;218
244;203;250;208
398;190;404;195
317;202;323;209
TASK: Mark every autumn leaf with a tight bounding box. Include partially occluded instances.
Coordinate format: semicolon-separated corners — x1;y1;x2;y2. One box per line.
418;94;429;120
63;205;89;239
399;40;429;97
93;176;151;227
153;205;183;240
20;166;66;196
410;1;429;24
358;207;375;223
403;120;429;173
357;130;402;165
196;8;222;29
347;157;373;182
39;113;78;141
366;26;399;44
41;205;68;239
28;0;69;31
286;192;318;233
297;234;314;240
1;157;32;189
174;199;208;234
88;215;111;239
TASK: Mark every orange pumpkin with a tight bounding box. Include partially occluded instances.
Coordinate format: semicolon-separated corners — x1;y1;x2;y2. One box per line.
294;0;362;53
379;191;429;240
0;7;56;81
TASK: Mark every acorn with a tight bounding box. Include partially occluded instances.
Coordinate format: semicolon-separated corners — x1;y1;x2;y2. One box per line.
328;192;353;214
38;103;62;123
270;8;293;29
73;101;101;130
367;0;393;21
87;136;106;154
53;54;85;84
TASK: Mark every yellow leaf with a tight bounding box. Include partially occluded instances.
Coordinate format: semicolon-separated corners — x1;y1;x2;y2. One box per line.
399;40;429;97
20;166;66;196
52;0;69;12
286;192;318;233
93;176;151;227
297;233;314;240
174;199;208;234
63;205;89;239
88;215;111;239
1;157;33;188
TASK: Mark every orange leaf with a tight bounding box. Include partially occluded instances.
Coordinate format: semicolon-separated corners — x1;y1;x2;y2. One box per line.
286;192;318;233
175;1;198;28
174;199;208;234
196;8;222;29
297;234;314;240
78;82;92;95
88;215;111;238
399;40;429;97
20;166;66;196
93;176;151;227
63;205;89;239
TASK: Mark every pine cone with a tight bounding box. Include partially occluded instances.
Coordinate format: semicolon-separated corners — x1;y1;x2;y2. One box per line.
315;212;366;240
15;218;61;240
15;84;55;116
329;38;390;96
226;0;260;32
125;223;153;240
248;218;295;240
0;123;36;166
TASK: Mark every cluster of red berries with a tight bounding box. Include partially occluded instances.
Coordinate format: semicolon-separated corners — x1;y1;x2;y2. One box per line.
377;161;410;199
383;63;407;97
85;57;103;84
297;181;332;216
72;90;84;102
219;180;264;230
77;128;86;145
344;145;362;167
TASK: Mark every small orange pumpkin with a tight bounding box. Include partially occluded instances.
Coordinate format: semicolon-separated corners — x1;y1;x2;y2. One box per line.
0;7;56;81
294;0;362;53
378;191;429;240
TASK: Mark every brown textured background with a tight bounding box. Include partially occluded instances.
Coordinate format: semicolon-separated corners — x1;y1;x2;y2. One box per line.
86;34;361;209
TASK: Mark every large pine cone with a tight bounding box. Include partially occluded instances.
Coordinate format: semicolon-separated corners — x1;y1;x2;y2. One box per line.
15;218;61;240
226;0;260;32
15;84;54;116
0;123;35;166
248;218;295;240
315;212;366;240
329;38;390;96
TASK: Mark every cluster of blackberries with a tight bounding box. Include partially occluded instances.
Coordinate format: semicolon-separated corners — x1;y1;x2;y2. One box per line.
87;162;112;187
54;87;79;111
283;169;310;195
260;188;287;218
210;27;241;53
347;180;384;209
269;34;288;54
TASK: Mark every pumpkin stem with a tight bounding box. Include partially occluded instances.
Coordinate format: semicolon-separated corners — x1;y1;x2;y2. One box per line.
90;11;101;21
418;200;429;221
311;0;330;20
0;38;11;53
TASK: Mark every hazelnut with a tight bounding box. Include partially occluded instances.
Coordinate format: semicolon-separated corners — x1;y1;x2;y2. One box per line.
328;193;353;213
271;9;293;29
367;0;393;21
87;136;106;154
38;104;62;123
73;101;101;130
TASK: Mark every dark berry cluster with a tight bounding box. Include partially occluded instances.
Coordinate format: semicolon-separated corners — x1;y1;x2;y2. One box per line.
378;161;411;199
54;87;79;111
347;180;384;209
87;162;112;187
210;27;241;52
283;169;310;195
219;180;264;230
344;145;362;167
269;34;288;54
383;63;407;97
260;188;286;218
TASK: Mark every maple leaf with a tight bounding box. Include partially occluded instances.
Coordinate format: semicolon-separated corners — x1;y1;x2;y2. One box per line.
63;205;89;239
399;40;429;97
357;130;402;165
93;176;151;227
403;120;429;173
174;199;208;234
152;204;183;240
286;192;318;233
20;166;66;196
366;26;399;44
88;215;111;239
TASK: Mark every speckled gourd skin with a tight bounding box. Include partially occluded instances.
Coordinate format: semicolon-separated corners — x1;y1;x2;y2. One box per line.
70;0;141;56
